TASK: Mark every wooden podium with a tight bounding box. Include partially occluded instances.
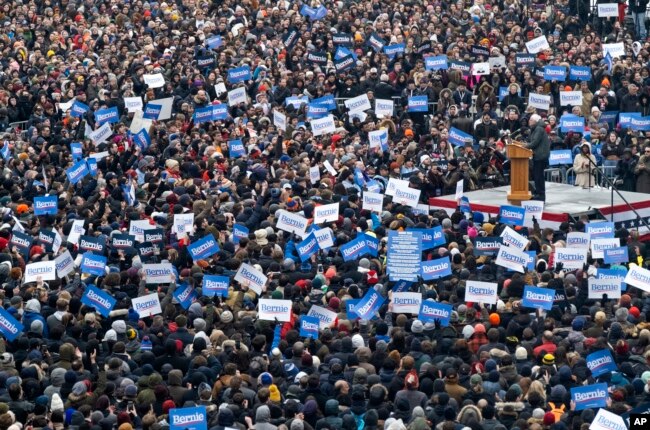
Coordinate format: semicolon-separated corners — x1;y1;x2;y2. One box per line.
506;143;533;204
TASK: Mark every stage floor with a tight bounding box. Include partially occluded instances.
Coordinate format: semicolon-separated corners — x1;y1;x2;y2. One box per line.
429;183;650;231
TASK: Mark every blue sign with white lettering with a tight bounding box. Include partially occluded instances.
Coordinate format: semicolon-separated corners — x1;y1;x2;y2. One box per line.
94;107;119;125
297;233;319;262
33;195;57;216
173;283;197;310
187;235;220;261
384;43;405;58
81;285;116;317
549;150;573;166
586;222;615;239
70;100;89;118
560;114;585;133
543;66;567;81
586;349;617;378
499;204;526;226
425;55;448;71
448;127;473;146
473;237;502;256
206;35;222;49
66;160;89;184
408;96;428;112
10;231;32;255
598;268;627;291
392;280;413;293
228;139;246;158
604;247;629;264
312;95;336;111
570;66;591;81
80;252;107;276
227;66;251;83
0;307;23;341
460;196;471;213
571;383;608;411
232;224;248;245
202;275;229;297
522;285;554;310
354;289;385;320
143;103;162;120
346;299;360;320
300;315;320;339
421;256;452;280
418;300;452;326
340;236;368;262
71;142;82;160
169;406;208;430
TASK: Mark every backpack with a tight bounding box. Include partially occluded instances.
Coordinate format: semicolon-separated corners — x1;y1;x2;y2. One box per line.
547;402;566;422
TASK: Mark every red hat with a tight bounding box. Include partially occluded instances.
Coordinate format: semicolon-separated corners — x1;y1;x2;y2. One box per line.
331;134;342;144
543;412;556;426
367;270;378;285
630;306;641;318
328;297;341;311
0;237;7;251
162;400;175;414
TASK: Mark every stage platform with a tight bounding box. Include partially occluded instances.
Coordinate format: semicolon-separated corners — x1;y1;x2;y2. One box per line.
429;183;650;233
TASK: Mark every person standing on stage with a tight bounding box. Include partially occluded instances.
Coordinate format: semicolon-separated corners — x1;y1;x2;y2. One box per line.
526;114;550;201
573;141;598;189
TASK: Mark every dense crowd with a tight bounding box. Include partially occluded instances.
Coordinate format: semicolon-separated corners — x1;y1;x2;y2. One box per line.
1;0;650;430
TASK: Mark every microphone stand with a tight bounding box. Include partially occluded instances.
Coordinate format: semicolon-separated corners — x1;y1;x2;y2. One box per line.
585;155;650;232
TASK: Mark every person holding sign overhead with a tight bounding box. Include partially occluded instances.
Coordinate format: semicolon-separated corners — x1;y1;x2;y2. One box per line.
526;114;550;201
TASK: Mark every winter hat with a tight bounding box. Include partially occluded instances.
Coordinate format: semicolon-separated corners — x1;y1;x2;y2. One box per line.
220;310;233;323
269;384;281;402
543;412;556;426
515;347;528;360
411;320;424;333
630;307;641;318
489;313;500;326
542;354;555;365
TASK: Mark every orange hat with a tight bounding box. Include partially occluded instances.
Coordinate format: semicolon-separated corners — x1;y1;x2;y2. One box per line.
489;313;500;326
602;77;610;87
404;128;414;137
16;204;29;215
564;86;572;91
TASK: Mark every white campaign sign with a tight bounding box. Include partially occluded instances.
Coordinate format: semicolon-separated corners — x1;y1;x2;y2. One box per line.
67;219;85;245
591;238;620;259
309;166;320;183
495;246;529;273
89;122;112;145
522;200;544;225
234;263;267;295
363;192;384;212
455;180;464;199
273;110;287;131
214;82;227;96
314;203;339;224
149;97;174;121
391;292;422;314
344;94;371;113
129;110;153;134
465;281;498;304
311;115;336;136
392;183;421;208
386;178;410;196
525;35;550;54
275;210;308;236
554;247;588;270
375;99;394;118
588;278;622;299
52;228;62;253
143;73;165;88
528;93;551;110
173;213;195;235
567;232;590;248
603;42;625;58
258;299;292;322
129;219;155;242
314;227;335;249
323;160;337;176
143;263;174;284
24;261;57;284
132;293;162;317
307;305;338;328
54;250;75;278
625;265;650;292
228;87;248;106
124;97;144;113
472;62;490;76
560;91;583;106
590;408;626;430
500;226;528;251
598;3;619;17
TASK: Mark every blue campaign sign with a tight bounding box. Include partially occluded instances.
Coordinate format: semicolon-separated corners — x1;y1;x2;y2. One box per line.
334;55;355;73
0;307;23;342
70;142;83;160
133;128;151;150
460;196;471;213
70;100;89;118
111;234;136;251
312;95;336;111
300;315;320;339
560;114;585;133
384;43;405;57
418;300;452;326
206;35;222;49
33;195;57;215
194;105;214;124
387;231;423;282
187;235;220;261
630;116;650;131
586;349;617;378
367;32;386;52
339;236;368;262
173;283;197;310
79;235;106;254
598;268;627;291
408;96;428;112
549;150;573;166
571;383;608;411
543;66;567;81
227;66;251;83
619;112;642;127
448;127;473;146
81;285;116;317
499;204;526;226
392;280;413;292
525;251;536;271
80;252;107;276
334;46;356;60
307;103;329;119
522;285;554;310
38;229;56;252
66;160;89;184
169;406;208;430
202;275;229;297
421;256;452;280
362;233;379;257
94;106;119;125
599;111;618;126
473;237;502;256
604;247;629;264
232;224;248;245
143;103;162;120
213;104;228;120
10;231;32;255
346;299;360;319
228;139;246;158
410;227;445;251
424;55;448;70
354;289;385;320
570;65;591;81
586;222;615;239
86;157;98;177
297;233;319;262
